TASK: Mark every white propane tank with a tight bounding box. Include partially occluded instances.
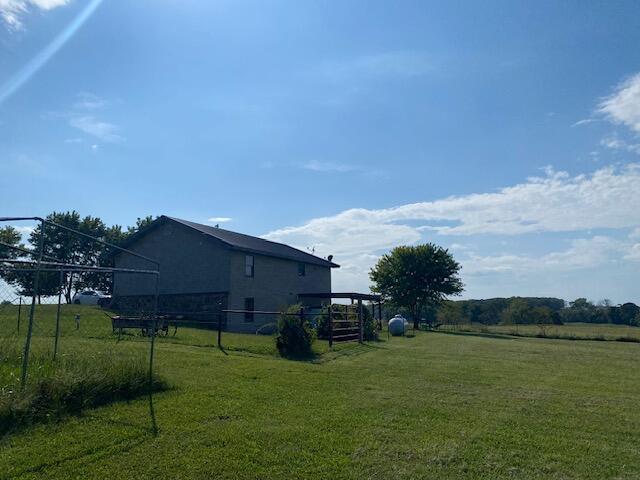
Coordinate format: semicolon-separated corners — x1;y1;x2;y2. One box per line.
388;314;407;336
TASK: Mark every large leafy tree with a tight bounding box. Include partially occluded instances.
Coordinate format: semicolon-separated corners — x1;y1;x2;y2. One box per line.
1;223;61;302
77;224;129;295
0;226;25;298
0;226;23;259
370;244;464;329
20;212;103;302
1;213;155;303
128;216;155;234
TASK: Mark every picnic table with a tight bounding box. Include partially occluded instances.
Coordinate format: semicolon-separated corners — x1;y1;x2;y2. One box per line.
111;315;177;337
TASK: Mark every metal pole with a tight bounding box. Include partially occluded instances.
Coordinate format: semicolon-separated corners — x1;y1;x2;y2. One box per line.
358;299;363;344
17;296;22;333
148;272;160;435
344;304;348;330
217;312;222;348
53;269;63;360
21;219;45;390
328;305;333;349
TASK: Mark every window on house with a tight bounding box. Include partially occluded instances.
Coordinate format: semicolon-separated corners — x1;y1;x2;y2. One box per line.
244;297;254;322
298;262;306;276
245;255;254;277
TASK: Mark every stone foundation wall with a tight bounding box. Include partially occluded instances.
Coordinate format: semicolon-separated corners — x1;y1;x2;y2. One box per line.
110;292;228;330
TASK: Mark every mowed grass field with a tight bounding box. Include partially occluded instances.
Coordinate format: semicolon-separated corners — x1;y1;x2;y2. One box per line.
439;322;640;341
1;305;639;479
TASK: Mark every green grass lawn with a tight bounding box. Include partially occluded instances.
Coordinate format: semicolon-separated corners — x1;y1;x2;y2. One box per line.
1;305;639;479
439;322;640;341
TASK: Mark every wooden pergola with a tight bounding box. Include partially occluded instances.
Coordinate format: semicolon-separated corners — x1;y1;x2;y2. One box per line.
298;292;383;346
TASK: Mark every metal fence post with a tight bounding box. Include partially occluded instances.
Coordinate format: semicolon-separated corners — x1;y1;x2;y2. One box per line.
148;272;160;435
21;218;45;390
328;304;333;349
217;312;222;348
53;269;63;360
358;299;363;343
17;296;22;333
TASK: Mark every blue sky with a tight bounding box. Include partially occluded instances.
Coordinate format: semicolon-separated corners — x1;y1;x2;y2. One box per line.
1;0;640;303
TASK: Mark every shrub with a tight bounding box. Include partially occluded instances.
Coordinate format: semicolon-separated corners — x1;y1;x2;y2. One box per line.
362;307;378;341
275;305;315;357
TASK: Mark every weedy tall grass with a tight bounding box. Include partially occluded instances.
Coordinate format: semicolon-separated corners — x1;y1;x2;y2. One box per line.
0;336;168;435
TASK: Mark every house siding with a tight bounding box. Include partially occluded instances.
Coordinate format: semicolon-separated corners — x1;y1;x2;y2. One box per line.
227;251;331;332
112;219;333;333
113;222;231;321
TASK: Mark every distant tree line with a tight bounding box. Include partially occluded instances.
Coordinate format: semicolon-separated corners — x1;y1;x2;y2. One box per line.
366;243;640;329
431;297;639;327
560;298;639;326
0;211;155;303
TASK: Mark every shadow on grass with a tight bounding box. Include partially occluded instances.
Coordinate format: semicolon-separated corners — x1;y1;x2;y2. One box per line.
8;430;152;477
0;382;168;440
247;340;388;364
313;342;386;364
278;352;318;362
84;412;152;434
430;330;516;341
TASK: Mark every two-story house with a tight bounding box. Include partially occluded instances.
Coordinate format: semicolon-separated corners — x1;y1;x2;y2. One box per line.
112;216;339;332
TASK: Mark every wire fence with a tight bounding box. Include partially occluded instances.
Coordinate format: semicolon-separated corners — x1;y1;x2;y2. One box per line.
0;216;162;434
0;215;389;436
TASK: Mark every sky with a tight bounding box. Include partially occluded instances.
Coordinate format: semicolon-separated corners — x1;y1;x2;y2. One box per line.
1;0;640;304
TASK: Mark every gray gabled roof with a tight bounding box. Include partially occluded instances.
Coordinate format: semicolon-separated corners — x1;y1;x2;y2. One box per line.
165;216;339;268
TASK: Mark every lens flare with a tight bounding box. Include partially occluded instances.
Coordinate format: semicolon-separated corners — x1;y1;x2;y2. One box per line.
0;0;104;106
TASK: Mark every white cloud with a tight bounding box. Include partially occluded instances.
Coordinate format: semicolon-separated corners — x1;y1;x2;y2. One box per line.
463;236;624;275
600;135;640;155
0;0;68;29
73;92;107;110
624;228;640;261
598;73;640;134
264;164;640;292
625;243;640;262
267;164;640;242
262;160;382;176
69;115;122;142
64;92;124;143
572;118;597;127
300;161;360;173
29;0;67;9
4;225;35;243
208;217;232;223
318;51;432;82
14;225;33;236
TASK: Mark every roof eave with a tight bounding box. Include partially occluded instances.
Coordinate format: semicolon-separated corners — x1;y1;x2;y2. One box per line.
227;245;339;268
